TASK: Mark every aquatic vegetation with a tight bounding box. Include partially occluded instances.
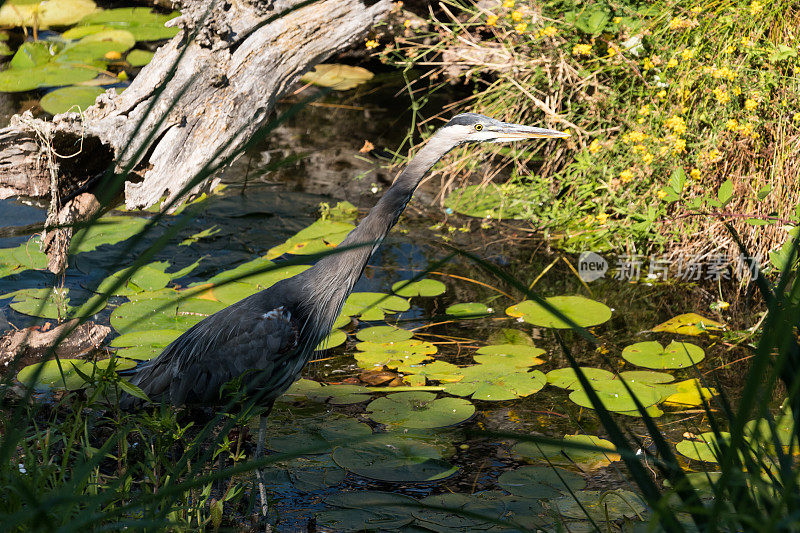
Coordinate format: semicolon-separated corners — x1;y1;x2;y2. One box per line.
506;296;612;328
622;340;706;369
366;391;475;429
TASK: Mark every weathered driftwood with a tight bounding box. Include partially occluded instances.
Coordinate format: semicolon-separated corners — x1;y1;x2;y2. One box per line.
0;0;390;271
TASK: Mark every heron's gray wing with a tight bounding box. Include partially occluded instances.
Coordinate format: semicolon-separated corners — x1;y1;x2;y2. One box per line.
123;304;299;406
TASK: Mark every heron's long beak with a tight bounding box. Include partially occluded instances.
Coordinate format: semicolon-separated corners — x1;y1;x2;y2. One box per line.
492;122;570;141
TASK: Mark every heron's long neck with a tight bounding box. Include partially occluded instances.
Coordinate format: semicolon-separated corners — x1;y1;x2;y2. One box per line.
297;134;456;327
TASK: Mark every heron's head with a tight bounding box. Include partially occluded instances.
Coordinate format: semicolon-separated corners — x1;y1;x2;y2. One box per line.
440;112;569;145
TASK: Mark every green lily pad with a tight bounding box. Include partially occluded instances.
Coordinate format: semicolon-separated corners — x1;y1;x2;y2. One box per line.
356;325;412;343
10;42;52;69
40;86;104;115
110;329;182;360
546;367;615;389
331;434;458;482
568;379;663;413
676;432;731;463
17;357;135;390
281;455;346;492
444;365;546;401
305;384;373;405
316;329;346;350
267;413;372;454
474;344;546;368
110;294;225;334
203;259;309;290
9;287;106;319
279;378;323;401
70;216;149;253
413;493;507;531
391;278;446;297
498;466;586;499
551;489;647;521
506;296;612;329
57;29;135;62
394;360;463;383
341;292;410;321
0;0;98;28
300;64;374;90
355;339;436;370
513;434;620;469
618;370;675;384
77;7;180;41
445;302;492;319
267;219;354;258
0;238;49;276
622;340;705;369
366;392;475;429
126;49;154;67
320;491;416;530
744;409;797;451
0;62;99;92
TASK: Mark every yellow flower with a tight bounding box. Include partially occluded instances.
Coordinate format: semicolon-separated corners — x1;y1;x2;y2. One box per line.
674;138;686;153
669;17;690;30
515;22;528;33
643;152;654;165
665;115;687;136
657;189;668;200
745;99;757;111
629;131;647;143
732;86;741;96
741;36;751;46
638;105;650;116
589;139;601;154
502;0;514;7
690;168;702;180
620;169;634;183
643;57;654;70
633;143;647;152
486;14;499;26
681;48;695;61
750;0;763;14
365;39;379;49
725;45;736;54
607;46;617;57
793;112;800;122
713;85;730;104
612;17;622;23
690;6;702;14
738;123;754;136
540;25;557;37
666;58;679;68
726;119;739;131
657;89;667;98
511;10;523;21
596;212;609;224
403;19;412;28
572;43;592;56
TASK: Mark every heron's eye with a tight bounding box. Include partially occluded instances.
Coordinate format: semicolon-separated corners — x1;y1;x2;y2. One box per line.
474;124;484;131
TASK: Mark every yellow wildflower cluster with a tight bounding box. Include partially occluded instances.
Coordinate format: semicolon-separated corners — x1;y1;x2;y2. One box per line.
665;115;687;136
622;130;648;143
690;168;702;180
620;169;634;183
657;189;668;200
681;48;695;61
712;85;730;104
700;148;723;164
365;39;379;50
589;139;602;154
511;10;523;22
657;89;667;98
638;105;650;116
666;58;679;69
702;66;735;80
750;0;763;14
643;152;654;165
668;17;693;30
572;44;592;56
502;0;514;7
537;26;557;38
726;119;739;131
486;14;499;27
515;22;527;33
596;212;609;224
643;57;654;70
673;138;686;153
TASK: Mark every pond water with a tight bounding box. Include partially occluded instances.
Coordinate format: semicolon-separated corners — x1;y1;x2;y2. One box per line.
0;65;763;531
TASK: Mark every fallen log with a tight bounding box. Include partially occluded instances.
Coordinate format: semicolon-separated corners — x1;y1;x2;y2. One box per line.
0;0;390;271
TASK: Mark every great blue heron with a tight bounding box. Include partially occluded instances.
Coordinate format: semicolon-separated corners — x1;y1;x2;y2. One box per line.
120;113;567;410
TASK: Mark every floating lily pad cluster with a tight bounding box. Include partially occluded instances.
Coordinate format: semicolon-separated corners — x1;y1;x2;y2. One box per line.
0;5;178;113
